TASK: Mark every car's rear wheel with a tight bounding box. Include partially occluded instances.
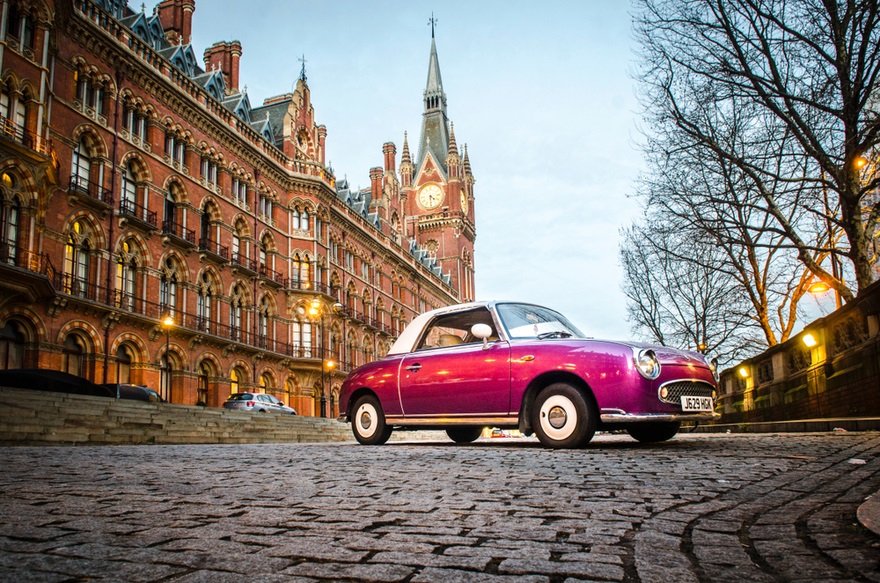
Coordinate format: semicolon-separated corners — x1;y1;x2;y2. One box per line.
626;422;681;443
352;395;392;445
446;426;483;443
532;383;596;449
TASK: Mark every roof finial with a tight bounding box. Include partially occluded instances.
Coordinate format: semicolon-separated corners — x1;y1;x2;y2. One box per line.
298;54;308;83
428;13;438;39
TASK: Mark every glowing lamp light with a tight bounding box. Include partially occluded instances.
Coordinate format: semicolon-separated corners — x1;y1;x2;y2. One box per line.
808;281;830;294
162;315;174;327
854;156;868;169
802;333;817;348
738;367;749;378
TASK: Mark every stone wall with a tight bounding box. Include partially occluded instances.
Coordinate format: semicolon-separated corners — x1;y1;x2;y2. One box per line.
717;280;880;425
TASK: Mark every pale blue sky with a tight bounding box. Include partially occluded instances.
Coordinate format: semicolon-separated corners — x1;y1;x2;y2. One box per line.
187;1;644;340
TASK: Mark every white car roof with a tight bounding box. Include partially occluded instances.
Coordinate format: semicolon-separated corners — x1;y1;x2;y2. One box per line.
387;301;492;355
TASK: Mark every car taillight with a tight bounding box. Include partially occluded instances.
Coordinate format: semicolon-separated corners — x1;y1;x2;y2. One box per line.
246;400;255;407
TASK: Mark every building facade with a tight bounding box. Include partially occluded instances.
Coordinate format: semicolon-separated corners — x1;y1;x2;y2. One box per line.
0;0;476;417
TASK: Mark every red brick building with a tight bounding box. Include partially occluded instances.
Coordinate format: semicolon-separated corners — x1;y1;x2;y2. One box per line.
0;0;476;417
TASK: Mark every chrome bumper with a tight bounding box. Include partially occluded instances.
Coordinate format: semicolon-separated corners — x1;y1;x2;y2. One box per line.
600;411;721;423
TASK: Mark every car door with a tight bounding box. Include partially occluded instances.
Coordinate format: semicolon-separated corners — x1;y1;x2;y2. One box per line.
398;340;511;417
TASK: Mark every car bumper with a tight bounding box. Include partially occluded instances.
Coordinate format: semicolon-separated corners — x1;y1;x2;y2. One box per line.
599;410;721;423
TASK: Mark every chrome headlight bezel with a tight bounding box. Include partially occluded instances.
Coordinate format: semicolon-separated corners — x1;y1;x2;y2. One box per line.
633;348;661;380
708;357;720;381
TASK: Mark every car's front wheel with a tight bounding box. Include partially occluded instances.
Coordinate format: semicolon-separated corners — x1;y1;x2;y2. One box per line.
446;426;483;443
532;383;596;449
351;395;392;445
626;422;680;443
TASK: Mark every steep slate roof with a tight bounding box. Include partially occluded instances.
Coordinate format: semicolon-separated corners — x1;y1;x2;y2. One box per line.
250;98;293;148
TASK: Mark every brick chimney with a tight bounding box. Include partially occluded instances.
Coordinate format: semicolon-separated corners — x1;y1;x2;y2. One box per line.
370;167;383;203
203;40;242;93
383;142;396;174
157;0;195;45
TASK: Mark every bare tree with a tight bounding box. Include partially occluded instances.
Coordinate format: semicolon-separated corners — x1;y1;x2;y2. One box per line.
620;221;760;364
634;101;820;348
634;0;880;301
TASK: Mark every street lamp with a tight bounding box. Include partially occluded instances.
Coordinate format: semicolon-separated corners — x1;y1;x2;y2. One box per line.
162;313;174;401
308;299;328;417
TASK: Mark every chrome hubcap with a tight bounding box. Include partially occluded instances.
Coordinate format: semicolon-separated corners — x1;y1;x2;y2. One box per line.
547;405;567;429
359;410;373;430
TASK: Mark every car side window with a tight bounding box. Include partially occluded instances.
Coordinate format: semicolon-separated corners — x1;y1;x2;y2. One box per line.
416;308;497;351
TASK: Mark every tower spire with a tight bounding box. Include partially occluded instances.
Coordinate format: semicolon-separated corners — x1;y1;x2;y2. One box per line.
417;26;450;175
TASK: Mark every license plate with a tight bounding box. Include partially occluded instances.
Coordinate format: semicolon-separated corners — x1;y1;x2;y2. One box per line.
681;396;714;412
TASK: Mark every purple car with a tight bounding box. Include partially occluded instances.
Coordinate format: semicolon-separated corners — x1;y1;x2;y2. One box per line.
338;301;720;449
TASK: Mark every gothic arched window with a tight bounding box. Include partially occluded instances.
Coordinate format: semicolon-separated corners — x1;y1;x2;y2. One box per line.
116;241;138;310
159;258;179;316
71;137;92;193
64;220;91;298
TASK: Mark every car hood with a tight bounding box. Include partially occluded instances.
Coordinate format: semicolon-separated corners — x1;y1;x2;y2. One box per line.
590;339;708;364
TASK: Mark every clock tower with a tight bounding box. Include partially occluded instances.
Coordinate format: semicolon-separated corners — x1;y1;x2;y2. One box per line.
401;28;476;302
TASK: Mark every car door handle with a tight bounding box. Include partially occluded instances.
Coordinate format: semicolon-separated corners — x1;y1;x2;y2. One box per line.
406;363;422;372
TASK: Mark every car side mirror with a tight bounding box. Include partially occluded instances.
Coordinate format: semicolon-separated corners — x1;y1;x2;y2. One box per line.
471;323;493;350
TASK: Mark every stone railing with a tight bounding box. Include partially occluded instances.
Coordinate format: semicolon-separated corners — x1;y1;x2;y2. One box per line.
717;280;880;424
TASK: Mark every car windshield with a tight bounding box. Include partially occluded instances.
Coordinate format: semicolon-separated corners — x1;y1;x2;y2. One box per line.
496;303;585;340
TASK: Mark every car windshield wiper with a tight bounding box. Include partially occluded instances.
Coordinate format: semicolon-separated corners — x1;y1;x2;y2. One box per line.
536;331;573;340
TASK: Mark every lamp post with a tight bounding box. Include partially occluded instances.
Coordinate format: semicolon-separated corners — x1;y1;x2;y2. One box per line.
308;299;327;417
162;314;174;401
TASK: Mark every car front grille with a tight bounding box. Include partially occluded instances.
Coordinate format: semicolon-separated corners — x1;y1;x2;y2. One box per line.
658;380;715;405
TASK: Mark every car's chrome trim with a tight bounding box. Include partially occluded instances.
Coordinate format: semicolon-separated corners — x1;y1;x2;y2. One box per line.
386;415;519;426
600;412;720;423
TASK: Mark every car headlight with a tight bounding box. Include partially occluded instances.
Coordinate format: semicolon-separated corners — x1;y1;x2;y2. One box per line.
708;357;719;381
634;349;661;380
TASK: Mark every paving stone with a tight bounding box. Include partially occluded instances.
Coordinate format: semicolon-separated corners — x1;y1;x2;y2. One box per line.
0;433;879;582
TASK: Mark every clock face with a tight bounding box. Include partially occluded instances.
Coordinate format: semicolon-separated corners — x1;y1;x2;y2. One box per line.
418;184;444;210
460;190;469;214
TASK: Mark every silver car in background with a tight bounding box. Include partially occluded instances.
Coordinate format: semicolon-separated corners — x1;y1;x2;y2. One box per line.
222;393;297;415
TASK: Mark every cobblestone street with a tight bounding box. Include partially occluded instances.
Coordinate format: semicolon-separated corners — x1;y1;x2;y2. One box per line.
1;432;879;582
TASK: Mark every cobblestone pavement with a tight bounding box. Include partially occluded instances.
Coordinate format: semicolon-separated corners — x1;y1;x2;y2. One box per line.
1;432;879;582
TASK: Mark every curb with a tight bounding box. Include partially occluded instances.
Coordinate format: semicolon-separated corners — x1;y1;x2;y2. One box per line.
857;491;880;537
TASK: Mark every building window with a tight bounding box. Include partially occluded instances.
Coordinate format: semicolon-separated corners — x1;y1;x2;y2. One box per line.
6;5;36;54
201;157;217;187
62;334;85;377
115;345;132;384
120;162;137;212
301;209;310;232
259;194;272;221
198;362;210;406
159;259;178;316
116;241;138;310
0;321;25;369
230;285;244;341
230;368;241;395
71;137;92;193
0;188;21;266
197;282;213;333
164;189;176;227
165;132;185;166
75;72;103;116
64;221;91;297
122;99;147;142
232;177;247;207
